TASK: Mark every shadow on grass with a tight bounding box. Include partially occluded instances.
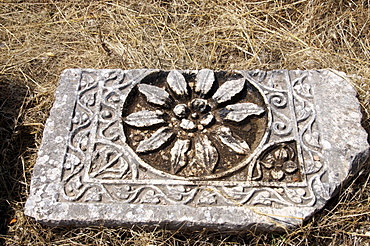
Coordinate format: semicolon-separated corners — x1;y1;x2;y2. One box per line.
0;80;34;242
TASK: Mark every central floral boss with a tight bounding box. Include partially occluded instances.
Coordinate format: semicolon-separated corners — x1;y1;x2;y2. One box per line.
123;70;266;177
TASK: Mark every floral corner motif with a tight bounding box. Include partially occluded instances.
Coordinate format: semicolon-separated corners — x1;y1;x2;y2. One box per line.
252;142;302;182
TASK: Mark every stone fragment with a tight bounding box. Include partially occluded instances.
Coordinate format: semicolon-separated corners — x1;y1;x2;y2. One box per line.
25;69;369;232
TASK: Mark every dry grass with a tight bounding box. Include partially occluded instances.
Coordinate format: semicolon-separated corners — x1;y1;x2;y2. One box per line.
0;0;369;245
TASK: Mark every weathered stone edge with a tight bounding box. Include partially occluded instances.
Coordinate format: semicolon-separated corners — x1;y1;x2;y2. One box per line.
24;69;369;231
314;69;369;198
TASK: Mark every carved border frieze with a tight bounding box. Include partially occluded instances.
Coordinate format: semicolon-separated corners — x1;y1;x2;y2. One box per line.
60;69;329;208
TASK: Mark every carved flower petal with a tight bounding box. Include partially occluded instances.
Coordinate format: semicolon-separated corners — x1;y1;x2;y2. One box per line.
260;153;275;169
212;77;245;104
271;169;284;180
283;160;298;174
167;70;188;97
274;147;289;161
224;103;265;122
259;160;273;169
170;139;191;174
217;127;250;154
195;135;218;174
195;69;215;97
124;110;165;127
138;84;170;107
136;127;174;153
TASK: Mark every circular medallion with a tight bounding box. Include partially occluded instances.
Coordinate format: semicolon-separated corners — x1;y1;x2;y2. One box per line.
122;70;268;180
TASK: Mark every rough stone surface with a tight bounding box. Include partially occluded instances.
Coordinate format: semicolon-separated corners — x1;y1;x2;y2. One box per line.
25;69;369;232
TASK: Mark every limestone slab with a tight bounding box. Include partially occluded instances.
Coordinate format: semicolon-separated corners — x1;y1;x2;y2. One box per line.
25;69;369;232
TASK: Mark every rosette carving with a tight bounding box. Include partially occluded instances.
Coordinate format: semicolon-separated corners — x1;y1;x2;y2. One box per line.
123;70;268;178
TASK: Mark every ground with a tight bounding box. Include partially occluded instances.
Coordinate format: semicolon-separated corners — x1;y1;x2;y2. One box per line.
0;0;370;245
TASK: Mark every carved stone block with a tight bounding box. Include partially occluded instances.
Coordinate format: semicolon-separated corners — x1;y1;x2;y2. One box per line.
25;69;369;231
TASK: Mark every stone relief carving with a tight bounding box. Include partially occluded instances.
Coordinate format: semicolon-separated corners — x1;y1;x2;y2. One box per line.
251;141;302;182
123;69;267;178
60;69;328;207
